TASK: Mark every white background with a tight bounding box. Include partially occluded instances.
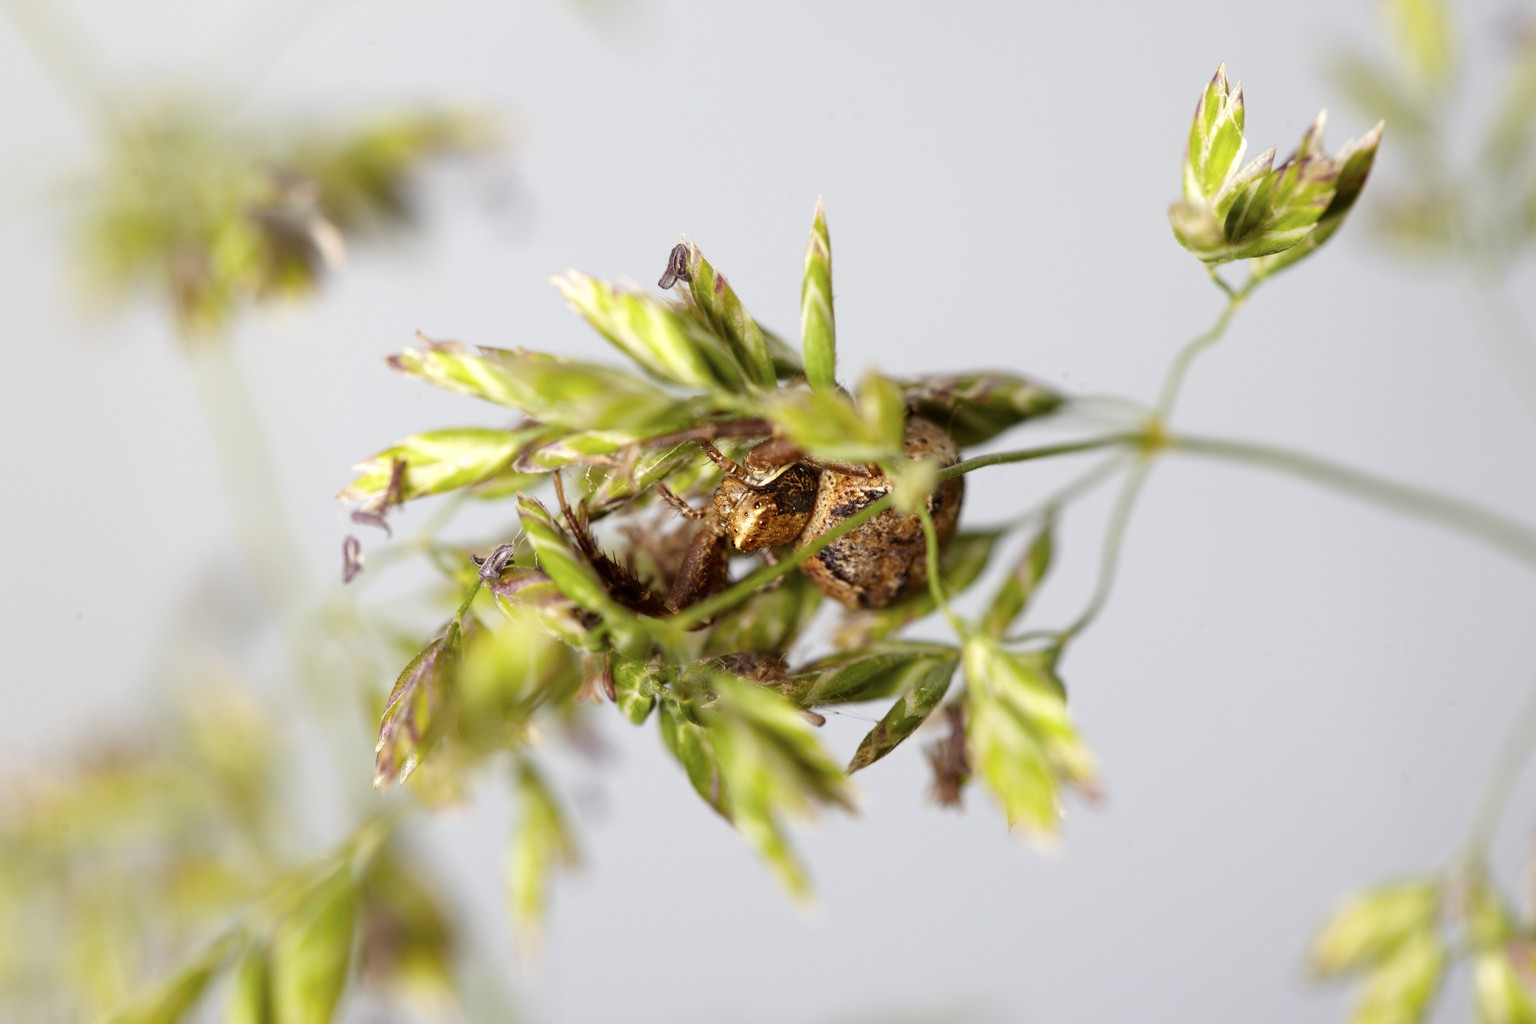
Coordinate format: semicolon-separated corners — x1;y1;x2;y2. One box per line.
3;1;1535;1021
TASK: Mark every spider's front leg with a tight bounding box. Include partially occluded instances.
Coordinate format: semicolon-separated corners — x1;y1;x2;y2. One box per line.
665;518;731;616
655;483;708;520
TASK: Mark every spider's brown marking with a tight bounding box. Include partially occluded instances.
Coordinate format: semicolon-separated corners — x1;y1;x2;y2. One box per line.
798;417;964;610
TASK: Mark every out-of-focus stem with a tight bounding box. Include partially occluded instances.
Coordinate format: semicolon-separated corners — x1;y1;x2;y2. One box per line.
0;0;121;127
1042;284;1257;648
937;435;1139;480
1469;280;1536;425
1059;455;1153;642
916;505;963;635
1461;674;1536;864
1155;278;1257;419
1168;432;1536;571
189;343;312;612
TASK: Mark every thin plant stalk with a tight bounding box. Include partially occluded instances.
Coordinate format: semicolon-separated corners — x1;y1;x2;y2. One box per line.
188;344;312;613
1059;455;1154;642
1459;674;1536;866
1167;432;1536;571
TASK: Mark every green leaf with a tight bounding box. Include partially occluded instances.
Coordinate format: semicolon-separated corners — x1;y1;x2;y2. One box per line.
889;456;940;517
271;868;358;1024
658;700;729;817
963;636;1095;838
354;852;456;1008
697;672;855;900
800;200;836;391
341;427;539;503
1252;120;1385;279
507;761;579;948
77;106;491;339
1173;64;1385;269
1382;0;1456;86
1475;946;1536;1024
702;572;823;658
374;622;462;787
760;326;807;379
1467;872;1517;950
470;460;561;500
511;428;650;471
847;654;958;772
580;437;723;511
1310;878;1441;976
553;270;753;392
1183;63;1249;206
1213;145;1277;221
611;656;669;724
454;609;580;746
858;372;909;455
516;494;651;657
678;241;777;387
1350;931;1446;1024
783;642;960;708
1527;179;1536;241
1370;189;1458;254
981;519;1055;637
1220;146;1336;259
226;946;273;1024
388;339;691;431
967;691;1058;836
765;379;905;464
488;571;605;653
1483;38;1536;179
103;937;235;1024
293;109;498;232
901;372;1062;447
1328;50;1432;141
1167;200;1226;258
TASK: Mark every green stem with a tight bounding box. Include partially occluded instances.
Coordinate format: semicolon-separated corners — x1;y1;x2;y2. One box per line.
1460;675;1536;864
1155;279;1258;418
936;434;1141;482
189;344;312;612
248;804;406;929
916;505;963;635
1469;280;1536;426
1000;453;1130;531
1017;282;1256;647
454;579;484;622
1168;432;1536;572
0;0;121;127
1059;455;1154;642
1206;265;1239;301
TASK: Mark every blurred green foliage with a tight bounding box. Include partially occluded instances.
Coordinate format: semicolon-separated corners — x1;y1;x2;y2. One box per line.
1301;3;1536;1021
78;103;495;338
1331;0;1536;269
0;687;456;1024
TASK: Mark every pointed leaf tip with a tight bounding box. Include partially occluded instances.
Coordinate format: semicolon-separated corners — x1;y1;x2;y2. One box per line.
799;201;837;391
